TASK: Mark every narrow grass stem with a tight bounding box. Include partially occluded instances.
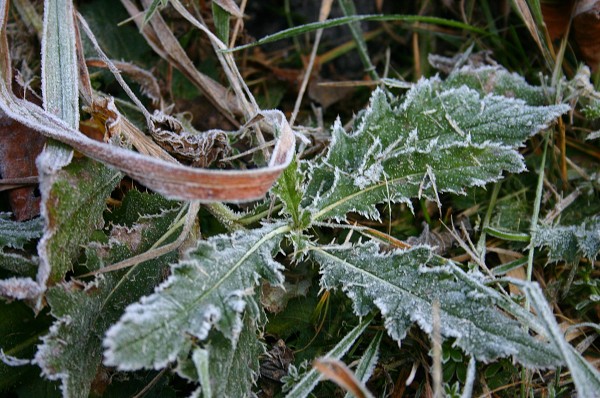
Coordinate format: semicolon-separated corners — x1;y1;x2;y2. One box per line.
338;0;379;81
526;133;549;287
477;181;502;263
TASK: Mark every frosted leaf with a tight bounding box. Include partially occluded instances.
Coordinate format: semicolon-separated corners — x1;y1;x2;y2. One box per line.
441;65;550;106
0;277;43;300
34;193;181;398
272;156;310;229
37;158;122;289
103;222;286;371
533;217;600;263
312;243;562;367
192;314;264;397
303;77;568;221
0;214;43;250
0;214;42;280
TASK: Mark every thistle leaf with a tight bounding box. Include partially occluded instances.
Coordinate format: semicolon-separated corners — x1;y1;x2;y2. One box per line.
34;193;182;398
103;222;288;371
304;77;568;221
312;243;563;367
0;214;43;250
533;216;600;263
192;314;264;397
441;65;550;105
37;158;122;287
272;156;310;229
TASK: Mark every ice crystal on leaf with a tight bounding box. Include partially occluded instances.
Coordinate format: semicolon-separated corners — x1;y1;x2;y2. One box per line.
303;75;568;222
313;243;563;367
35;192;181;398
103;222;287;371
533;217;600;263
0;214;43;250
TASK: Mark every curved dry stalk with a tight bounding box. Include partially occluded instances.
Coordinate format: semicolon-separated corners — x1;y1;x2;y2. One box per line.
0;0;295;202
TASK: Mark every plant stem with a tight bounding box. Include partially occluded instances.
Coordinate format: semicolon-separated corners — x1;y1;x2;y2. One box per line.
527;134;549;286
476;181;502;263
338;0;379;81
206;203;244;231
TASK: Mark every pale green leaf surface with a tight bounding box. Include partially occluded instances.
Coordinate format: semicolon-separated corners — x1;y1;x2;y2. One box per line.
304;81;568;221
583;98;600;120
0;214;43;250
37;158;122;286
441;65;550;106
34;193;181;398
533;216;600;263
103;223;287;371
313;243;563;367
285;314;373;398
42;0;78;127
39;0;79;171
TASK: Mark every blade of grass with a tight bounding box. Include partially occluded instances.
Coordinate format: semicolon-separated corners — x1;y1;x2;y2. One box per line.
285;313;374;398
39;0;78;172
338;0;378;81
225;14;488;53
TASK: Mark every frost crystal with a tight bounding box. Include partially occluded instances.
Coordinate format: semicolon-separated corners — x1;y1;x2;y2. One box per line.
103;223;286;370
534;217;600;263
313;243;562;367
303;69;568;221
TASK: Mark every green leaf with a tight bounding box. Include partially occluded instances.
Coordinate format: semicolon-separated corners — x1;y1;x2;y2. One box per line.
533;216;600;263
583;98;600;120
0;214;40;279
441;65;550;106
0;214;43;250
312;243;563;367
79;0;152;64
284;313;373;398
34;193;182;398
226;15;487;53
212;2;230;45
103;222;288;371
304;79;568;221
0;251;38;277
143;0;168;25
42;0;78;129
0;301;52;392
193;314;264;397
39;0;79;171
272;156;310;229
37;158;122;286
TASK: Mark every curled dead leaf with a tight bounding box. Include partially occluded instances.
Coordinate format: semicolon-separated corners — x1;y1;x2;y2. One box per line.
0;1;295;202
